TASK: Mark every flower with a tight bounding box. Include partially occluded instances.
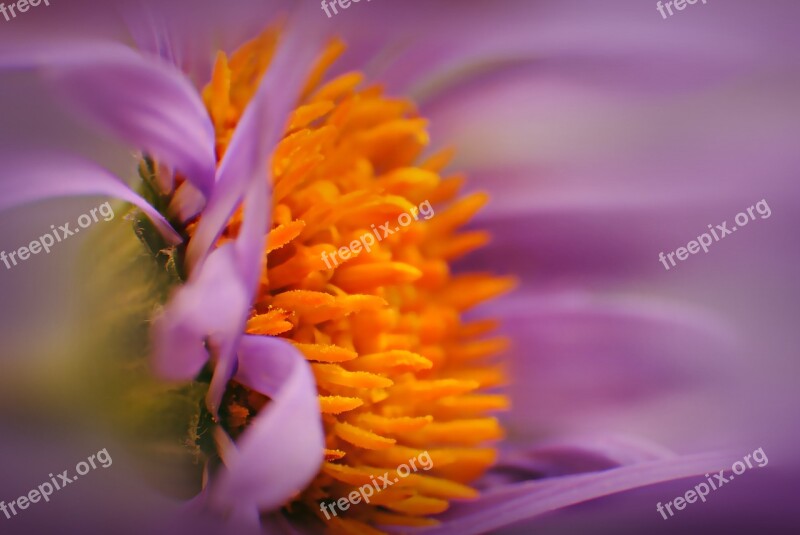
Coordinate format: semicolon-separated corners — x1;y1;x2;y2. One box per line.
1;1;798;534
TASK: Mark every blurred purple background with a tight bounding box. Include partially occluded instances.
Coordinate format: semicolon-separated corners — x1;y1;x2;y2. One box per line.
1;0;799;533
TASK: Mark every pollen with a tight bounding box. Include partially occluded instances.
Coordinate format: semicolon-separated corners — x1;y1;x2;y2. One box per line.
198;29;514;532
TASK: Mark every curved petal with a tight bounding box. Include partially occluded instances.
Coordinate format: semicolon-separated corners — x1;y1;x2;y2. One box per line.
168;181;207;224
154;492;256;535
142;17;328;410
483;291;738;446
234;165;269;293
152;142;274;415
151;244;250;385
518;464;800;535
419;451;731;535
203;170;272;413
186;16;325;272
121;0;295;84
148;20;328;408
430;84;800;207
151;169;272;414
485;435;675;487
457;192;773;284
340;0;800;100
210;335;324;514
1;41;217;196
0;150;179;243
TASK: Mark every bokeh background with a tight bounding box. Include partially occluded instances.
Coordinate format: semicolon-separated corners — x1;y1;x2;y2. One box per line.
1;0;798;533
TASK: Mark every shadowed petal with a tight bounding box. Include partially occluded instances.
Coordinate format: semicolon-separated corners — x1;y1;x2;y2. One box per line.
152;149;273;415
0;41;217;196
344;0;799;100
211;335;324;514
121;0;295;84
0;150;179;243
151;244;250;384
486;292;737;443
419;452;730;535
204;169;273;414
489;435;675;483
234;166;269;293
512;464;800;535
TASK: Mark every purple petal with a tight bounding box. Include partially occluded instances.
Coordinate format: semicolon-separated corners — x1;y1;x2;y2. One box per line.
0;150;179;243
346;0;799;100
483;292;737;444
168;182;207;224
520;464;800;535
121;0;295;84
151;244;250;385
157;494;256;535
142;20;328;410
204;170;273;413
419;452;731;535
486;435;675;486
4;41;217;196
152;150;277;414
234;166;269;292
210;335;324;514
186;17;324;273
459;192;754;283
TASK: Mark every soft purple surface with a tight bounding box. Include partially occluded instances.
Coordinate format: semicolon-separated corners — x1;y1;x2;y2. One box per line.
46;45;217;196
488;292;737;440
0;0;799;533
418;452;732;535
211;335;324;514
486;435;676;485
0;150;180;243
0;41;218;197
151;244;250;384
120;0;296;84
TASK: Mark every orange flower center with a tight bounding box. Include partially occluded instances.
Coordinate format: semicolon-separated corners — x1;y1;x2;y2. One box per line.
196;28;514;532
